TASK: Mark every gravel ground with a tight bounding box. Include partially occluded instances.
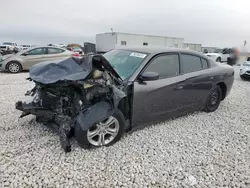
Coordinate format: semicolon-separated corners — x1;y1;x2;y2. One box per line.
0;67;249;188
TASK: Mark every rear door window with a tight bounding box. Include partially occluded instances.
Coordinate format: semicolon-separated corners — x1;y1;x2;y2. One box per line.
181;54;202;73
47;48;64;54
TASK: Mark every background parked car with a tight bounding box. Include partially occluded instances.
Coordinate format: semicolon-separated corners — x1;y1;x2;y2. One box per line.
239;57;250;80
56;44;66;48
0;46;74;73
205;48;235;62
72;47;83;54
0;42;18;51
18;45;32;51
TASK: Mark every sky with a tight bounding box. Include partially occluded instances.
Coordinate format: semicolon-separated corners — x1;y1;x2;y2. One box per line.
0;0;249;49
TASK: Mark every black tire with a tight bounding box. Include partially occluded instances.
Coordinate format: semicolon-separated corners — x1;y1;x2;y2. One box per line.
74;109;126;149
204;85;222;112
216;57;221;62
6;61;22;73
240;75;246;80
240;75;250;81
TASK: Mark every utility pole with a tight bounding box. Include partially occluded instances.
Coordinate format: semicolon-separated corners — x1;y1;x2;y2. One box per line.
111;28;114;35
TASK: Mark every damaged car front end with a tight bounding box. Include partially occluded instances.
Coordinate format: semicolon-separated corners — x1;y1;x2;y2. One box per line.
15;55;128;152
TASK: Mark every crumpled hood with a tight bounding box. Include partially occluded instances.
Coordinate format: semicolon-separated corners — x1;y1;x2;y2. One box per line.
29;55;122;84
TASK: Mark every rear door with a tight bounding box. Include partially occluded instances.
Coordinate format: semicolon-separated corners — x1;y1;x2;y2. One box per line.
132;53;187;127
179;53;214;109
46;47;70;61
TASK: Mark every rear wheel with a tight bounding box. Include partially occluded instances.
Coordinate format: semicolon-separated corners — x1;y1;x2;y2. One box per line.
74;109;125;149
6;61;22;73
204;85;222;112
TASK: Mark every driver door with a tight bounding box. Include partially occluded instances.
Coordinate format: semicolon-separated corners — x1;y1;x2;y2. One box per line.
131;53;187;128
22;47;47;69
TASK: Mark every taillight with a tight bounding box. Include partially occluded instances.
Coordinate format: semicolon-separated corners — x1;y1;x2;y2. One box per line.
72;53;80;57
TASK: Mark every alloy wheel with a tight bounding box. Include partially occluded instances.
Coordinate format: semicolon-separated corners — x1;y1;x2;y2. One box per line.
87;116;119;146
8;62;20;73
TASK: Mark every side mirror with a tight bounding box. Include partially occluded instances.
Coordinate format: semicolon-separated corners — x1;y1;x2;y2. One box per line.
22;52;28;56
139;72;159;81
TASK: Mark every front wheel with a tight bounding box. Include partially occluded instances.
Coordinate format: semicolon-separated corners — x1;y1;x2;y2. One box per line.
6;61;22;73
204;85;222;112
74;109;125;149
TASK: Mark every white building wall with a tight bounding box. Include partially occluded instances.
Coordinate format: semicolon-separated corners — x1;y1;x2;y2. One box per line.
115;33;184;48
201;47;220;53
184;43;202;52
96;32;184;52
96;33;117;52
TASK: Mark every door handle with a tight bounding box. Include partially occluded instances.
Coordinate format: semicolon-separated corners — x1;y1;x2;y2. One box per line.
176;84;184;90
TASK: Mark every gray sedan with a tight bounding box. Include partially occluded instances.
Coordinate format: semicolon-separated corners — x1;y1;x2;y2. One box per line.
0;46;74;73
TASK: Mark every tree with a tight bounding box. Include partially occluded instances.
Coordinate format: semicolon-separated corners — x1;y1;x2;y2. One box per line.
67;43;82;48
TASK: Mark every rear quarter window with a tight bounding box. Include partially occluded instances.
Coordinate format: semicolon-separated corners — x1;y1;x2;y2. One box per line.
47;48;65;54
201;58;209;69
181;54;202;73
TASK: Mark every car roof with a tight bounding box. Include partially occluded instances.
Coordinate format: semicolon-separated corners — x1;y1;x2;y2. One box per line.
23;46;65;51
16;46;68;55
116;46;204;57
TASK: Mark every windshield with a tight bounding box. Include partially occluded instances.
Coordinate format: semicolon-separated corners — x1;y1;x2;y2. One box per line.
2;42;12;45
103;49;148;80
213;49;223;53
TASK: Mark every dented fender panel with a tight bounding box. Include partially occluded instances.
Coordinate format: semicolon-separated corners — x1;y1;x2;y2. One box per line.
76;101;115;131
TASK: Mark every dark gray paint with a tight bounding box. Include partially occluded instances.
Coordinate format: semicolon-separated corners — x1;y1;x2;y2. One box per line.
117;47;234;128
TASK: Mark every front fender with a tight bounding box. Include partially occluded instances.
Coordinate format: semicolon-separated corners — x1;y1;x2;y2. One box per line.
76;101;115;131
4;58;23;70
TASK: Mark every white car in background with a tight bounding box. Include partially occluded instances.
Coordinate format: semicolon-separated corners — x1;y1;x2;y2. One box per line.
239;57;250;80
18;45;32;51
57;44;66;48
205;48;233;62
0;42;18;51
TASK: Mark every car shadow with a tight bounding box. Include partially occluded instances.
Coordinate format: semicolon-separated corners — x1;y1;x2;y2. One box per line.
0;70;29;74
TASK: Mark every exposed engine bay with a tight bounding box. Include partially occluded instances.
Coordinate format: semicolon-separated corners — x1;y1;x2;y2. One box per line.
15;55;128;152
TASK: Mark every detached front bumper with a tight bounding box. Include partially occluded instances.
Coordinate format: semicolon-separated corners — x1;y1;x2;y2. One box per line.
15;95;54;119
